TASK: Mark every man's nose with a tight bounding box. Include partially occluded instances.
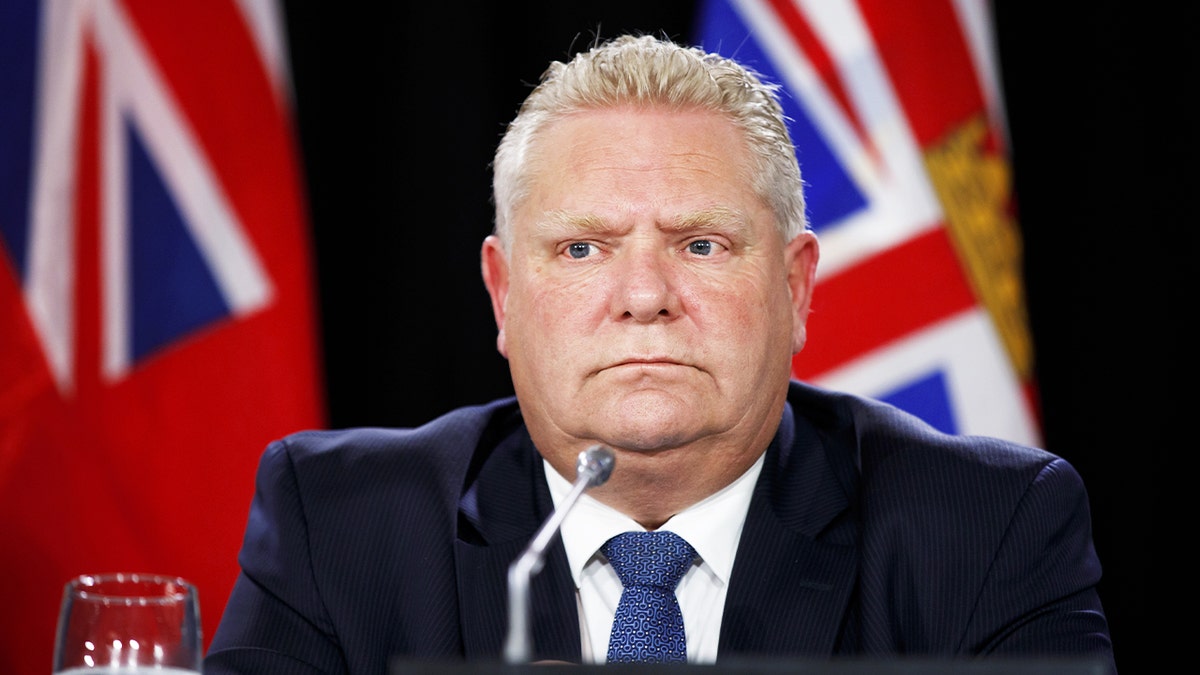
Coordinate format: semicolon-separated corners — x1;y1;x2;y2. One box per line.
610;246;681;322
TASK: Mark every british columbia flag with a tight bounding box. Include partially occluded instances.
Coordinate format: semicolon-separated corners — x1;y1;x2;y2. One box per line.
0;1;324;671
696;0;1041;445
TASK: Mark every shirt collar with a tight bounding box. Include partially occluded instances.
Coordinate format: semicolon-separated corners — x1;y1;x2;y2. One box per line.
545;451;764;587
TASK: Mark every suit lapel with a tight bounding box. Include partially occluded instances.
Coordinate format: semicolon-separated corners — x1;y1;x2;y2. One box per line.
454;388;862;662
719;401;860;659
718;491;857;657
455;428;582;663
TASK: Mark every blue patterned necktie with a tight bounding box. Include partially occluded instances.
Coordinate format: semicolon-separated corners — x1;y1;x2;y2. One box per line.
601;530;697;663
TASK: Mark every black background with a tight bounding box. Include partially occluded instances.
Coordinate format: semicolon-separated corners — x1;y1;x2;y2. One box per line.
282;2;1193;671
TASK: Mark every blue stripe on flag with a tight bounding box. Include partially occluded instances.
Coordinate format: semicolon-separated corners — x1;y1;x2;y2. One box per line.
694;0;866;232
129;123;230;361
0;0;40;278
880;369;959;435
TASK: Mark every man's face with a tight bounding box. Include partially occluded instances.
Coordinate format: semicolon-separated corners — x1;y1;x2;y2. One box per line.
482;106;818;495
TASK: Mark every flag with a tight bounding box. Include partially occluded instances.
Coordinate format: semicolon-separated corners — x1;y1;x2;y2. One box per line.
0;1;324;672
696;0;1040;445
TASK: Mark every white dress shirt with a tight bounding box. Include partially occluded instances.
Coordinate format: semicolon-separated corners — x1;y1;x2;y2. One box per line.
544;452;763;664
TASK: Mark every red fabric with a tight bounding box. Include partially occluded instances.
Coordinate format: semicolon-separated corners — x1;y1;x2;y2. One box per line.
794;227;977;379
0;2;324;673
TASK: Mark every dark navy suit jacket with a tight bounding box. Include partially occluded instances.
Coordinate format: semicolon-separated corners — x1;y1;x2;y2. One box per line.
204;381;1114;674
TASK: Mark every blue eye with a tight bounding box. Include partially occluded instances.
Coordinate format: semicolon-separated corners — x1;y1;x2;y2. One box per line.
688;240;714;256
568;242;594;259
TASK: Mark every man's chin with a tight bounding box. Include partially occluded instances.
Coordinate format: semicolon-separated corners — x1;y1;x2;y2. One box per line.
594;416;701;453
570;388;715;449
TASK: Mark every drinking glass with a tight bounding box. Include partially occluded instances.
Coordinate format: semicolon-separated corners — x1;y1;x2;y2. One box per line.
52;573;202;674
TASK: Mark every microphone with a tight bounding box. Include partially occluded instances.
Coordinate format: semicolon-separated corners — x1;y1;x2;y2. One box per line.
503;445;615;664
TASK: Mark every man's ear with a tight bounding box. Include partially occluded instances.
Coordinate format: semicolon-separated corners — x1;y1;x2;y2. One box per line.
784;231;820;354
480;234;511;358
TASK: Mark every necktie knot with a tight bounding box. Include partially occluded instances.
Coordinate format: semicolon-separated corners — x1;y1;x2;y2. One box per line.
602;530;696;590
601;530;696;663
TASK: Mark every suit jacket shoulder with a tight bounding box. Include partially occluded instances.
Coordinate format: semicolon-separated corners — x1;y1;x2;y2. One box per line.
268;396;523;512
207;397;528;673
780;382;1112;662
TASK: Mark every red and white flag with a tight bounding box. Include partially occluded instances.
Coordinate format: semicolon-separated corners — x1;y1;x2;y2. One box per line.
0;1;324;671
696;0;1041;445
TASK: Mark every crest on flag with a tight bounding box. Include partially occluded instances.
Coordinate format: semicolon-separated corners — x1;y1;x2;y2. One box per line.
696;0;1040;445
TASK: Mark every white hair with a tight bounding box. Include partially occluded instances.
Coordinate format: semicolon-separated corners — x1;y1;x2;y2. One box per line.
491;34;808;249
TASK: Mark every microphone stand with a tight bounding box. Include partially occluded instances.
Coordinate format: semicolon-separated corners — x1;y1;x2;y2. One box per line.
503;445;615;664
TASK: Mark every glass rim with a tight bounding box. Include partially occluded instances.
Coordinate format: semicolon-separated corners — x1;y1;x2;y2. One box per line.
65;572;195;603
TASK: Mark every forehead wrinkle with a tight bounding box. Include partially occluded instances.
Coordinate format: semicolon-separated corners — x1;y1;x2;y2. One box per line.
533;206;751;239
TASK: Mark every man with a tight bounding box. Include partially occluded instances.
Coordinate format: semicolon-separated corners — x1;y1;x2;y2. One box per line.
205;35;1115;673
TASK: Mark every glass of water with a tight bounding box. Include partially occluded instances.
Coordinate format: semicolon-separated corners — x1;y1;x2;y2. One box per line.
52;573;201;673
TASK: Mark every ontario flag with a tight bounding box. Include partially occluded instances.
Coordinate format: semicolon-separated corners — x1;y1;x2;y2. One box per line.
0;1;324;671
696;0;1041;445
